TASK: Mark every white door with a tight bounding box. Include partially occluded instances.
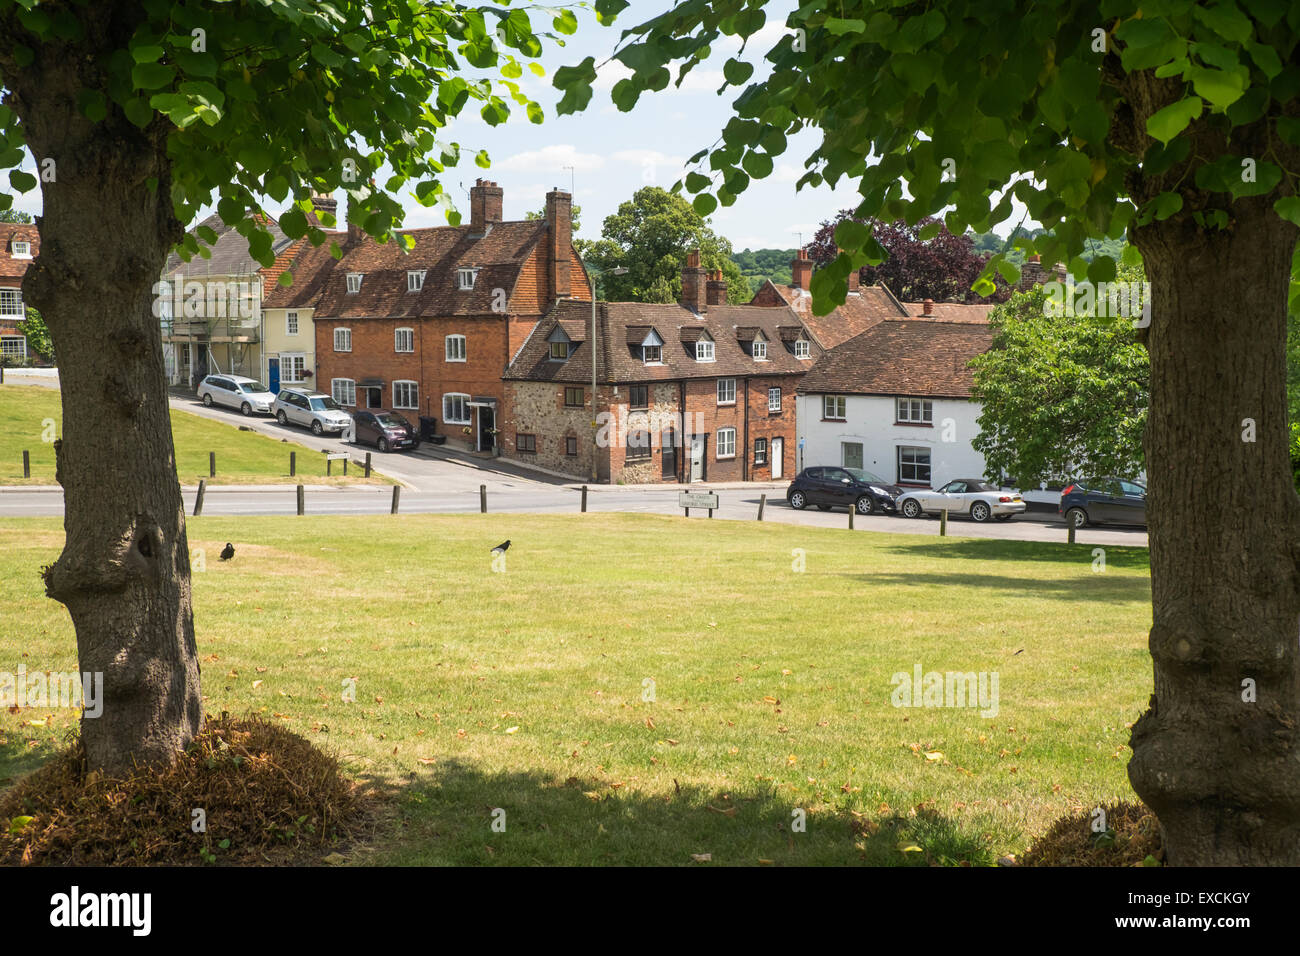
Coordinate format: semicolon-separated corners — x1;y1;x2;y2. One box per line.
771;437;783;479
690;436;705;482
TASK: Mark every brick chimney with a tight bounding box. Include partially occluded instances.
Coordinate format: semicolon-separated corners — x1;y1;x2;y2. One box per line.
921;298;934;316
470;178;504;234
1019;253;1043;289
791;248;813;291
680;249;707;313
840;248;860;293
706;268;728;306
344;195;364;248
545;188;572;300
308;191;337;228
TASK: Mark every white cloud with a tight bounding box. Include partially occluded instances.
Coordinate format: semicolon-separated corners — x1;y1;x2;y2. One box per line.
493;144;605;173
611;149;687;169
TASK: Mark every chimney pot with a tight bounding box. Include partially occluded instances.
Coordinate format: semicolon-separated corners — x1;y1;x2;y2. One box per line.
922;298;934;316
791;247;813;291
470;180;504;234
706;268;728;306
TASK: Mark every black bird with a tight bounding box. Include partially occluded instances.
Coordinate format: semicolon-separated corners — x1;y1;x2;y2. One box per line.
220;543;235;561
490;540;510;556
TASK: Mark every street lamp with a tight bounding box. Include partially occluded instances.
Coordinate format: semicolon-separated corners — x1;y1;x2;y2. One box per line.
589;265;627;482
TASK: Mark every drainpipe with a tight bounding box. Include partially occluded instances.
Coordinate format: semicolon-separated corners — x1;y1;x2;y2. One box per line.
742;375;749;482
679;378;687;483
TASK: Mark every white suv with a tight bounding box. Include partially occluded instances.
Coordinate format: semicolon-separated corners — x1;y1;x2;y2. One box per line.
273;388;353;435
197;374;277;416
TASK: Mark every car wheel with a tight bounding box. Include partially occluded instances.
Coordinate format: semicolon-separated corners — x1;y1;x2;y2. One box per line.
855;495;872;515
311;420;323;436
202;393;213;407
789;490;807;510
377;438;389;453
970;501;991;522
1065;507;1088;528
276;410;288;425
240;402;252;416
901;498;922;518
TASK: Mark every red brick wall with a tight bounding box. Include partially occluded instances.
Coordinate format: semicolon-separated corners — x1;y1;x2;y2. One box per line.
748;283;787;308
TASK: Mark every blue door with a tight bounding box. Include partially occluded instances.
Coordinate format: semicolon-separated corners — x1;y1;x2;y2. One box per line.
268;358;280;393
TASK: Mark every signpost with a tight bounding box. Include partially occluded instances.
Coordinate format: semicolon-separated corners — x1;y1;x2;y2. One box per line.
679;491;719;518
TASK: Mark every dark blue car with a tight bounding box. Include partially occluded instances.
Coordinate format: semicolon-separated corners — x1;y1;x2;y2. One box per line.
1060;477;1147;528
786;466;903;515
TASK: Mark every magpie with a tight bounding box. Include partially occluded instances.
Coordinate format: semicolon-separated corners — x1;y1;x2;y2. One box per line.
220;543;235;561
490;540;510;556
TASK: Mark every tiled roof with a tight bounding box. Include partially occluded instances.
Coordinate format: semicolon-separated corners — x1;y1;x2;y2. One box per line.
313;219;547;318
164;213;294;278
750;280;910;348
0;223;39;281
262;235;345;310
796;320;994;399
505;299;821;385
904;301;996;323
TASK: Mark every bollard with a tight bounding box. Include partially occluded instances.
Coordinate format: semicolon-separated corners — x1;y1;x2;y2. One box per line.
364;453;372;479
290;451;296;477
391;485;401;514
296;483;305;516
581;485;588;513
480;484;487;513
209;451;215;478
940;509;948;536
23;449;30;479
343;456;348;476
0;366;4;384
194;479;206;516
1068;522;1076;545
757;494;766;521
849;507;854;530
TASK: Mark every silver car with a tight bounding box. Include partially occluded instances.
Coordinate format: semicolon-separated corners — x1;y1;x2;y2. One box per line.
897;478;1026;523
273;388;353;436
197;374;277;416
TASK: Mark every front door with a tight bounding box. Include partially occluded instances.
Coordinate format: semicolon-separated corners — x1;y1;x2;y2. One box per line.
689;435;705;481
771;437;783;479
268;358;280;394
478;406;495;451
842;441;864;470
662;429;677;480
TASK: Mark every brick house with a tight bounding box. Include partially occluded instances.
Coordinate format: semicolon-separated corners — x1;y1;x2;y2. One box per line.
501;251;821;483
0;223;39;363
313;181;590;452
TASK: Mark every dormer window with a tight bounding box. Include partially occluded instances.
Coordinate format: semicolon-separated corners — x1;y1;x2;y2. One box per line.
642;344;661;364
407;270;426;292
550;341;569;360
11;241;31;259
457;268;477;290
695;337;714;362
794;339;810;359
753;338;767;360
346;273;363;293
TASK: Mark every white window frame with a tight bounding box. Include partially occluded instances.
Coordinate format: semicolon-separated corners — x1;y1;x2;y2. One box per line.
716;378;736;405
0;288;22;318
823;395;846;420
754;437;768;465
768;387;782;412
642;344;661;364
716;427;736;459
285;311;299;336
407;270;426;292
896;397;934;424
392;380;418;409
443;392;471;425
332;378;356;407
11;241;31;258
794;339;811;359
695;338;715;362
1;336;27;360
457;268;477;290
395;327;414;353
346;273;363;293
445;334;467;362
898;445;932;485
279;352;306;383
333;327;352;352
752;339;767;360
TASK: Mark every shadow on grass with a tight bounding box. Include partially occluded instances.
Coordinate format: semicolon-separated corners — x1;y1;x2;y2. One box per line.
0;730;70;793
836;570;1150;603
351;759;1009;867
875;537;1151;570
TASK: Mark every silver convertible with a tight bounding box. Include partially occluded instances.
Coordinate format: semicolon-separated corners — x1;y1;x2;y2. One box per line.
897;479;1026;522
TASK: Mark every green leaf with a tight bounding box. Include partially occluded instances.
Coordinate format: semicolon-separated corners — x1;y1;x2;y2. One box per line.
824;17;866;35
77;89;107;123
122;97;153;128
692;193;717;216
1189;66;1246;109
8;816;33;835
1146;96;1203;144
9;170;37;193
685;171;711;193
1273;197;1300;227
723;58;753;86
131;61;175;91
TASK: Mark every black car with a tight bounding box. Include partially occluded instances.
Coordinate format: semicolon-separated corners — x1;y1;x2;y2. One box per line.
1059;476;1147;527
786;466;904;515
352;410;421;452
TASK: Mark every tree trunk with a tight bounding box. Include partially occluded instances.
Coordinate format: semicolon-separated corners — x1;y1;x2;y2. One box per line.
1128;201;1300;864
4;12;202;774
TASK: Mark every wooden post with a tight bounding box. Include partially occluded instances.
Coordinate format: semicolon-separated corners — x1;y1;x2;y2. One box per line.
343;456;348;476
480;484;487;513
289;451;296;477
194;479;206;516
391;485;401;514
296;484;305;516
849;507;854;530
685;507;690;517
1068;522;1076;545
364;453;372;479
708;496;715;519
209;451;215;478
940;509;948;536
757;494;766;521
22;449;30;479
581;485;588;513
326;456;332;477
0;366;4;384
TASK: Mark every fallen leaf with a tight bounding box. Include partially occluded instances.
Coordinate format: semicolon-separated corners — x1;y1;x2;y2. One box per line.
251;680;263;690
924;751;944;761
690;853;712;862
321;852;346;865
505;726;519;734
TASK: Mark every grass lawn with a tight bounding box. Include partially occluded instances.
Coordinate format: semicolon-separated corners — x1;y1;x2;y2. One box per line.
0;384;390;486
0;513;1153;866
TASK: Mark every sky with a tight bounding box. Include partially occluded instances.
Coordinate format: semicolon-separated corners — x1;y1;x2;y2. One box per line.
7;0;1025;250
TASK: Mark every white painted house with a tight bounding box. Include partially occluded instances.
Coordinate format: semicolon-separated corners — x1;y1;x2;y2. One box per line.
795;318;996;489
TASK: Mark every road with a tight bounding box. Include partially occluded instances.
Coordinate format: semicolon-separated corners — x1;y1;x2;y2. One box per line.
0;376;1149;546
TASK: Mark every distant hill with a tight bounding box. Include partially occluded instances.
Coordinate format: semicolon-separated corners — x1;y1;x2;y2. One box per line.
732;248;795;291
967;227;1127;265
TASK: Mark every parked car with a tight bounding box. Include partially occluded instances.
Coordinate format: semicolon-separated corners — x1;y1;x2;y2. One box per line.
1060;477;1147;528
197;374;276;416
786;466;904;515
352;410;421;452
272;388;353;436
897;479;1026;522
